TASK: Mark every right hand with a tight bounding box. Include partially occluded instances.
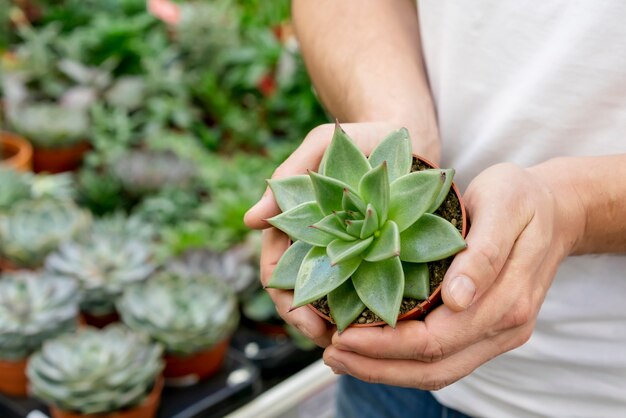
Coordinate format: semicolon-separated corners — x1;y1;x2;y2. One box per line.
244;122;435;347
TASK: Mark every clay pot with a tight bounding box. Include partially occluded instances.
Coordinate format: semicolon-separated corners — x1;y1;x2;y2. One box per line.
0;131;33;172
49;376;163;418
310;155;468;328
32;141;90;174
0;257;19;273
163;339;229;384
0;357;28;396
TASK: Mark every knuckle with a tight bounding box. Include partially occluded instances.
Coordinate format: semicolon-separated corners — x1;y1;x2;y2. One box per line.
413;338;445;362
472;239;502;277
502;300;533;329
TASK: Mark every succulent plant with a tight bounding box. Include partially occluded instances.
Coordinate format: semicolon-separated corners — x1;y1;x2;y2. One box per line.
0;198;91;268
27;325;163;415
117;272;239;356
0;271;79;361
266;125;466;330
45;216;156;316
30;173;76;201
0;168;31;212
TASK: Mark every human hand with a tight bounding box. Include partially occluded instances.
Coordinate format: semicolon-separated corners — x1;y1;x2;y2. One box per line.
244;122;432;347
323;161;585;388
147;0;181;25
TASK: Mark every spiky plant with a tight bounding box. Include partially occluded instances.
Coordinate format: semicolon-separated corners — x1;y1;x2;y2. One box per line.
45;217;156;316
0;271;79;361
266;125;466;331
27;325;163;415
0;198;91;268
117;272;239;356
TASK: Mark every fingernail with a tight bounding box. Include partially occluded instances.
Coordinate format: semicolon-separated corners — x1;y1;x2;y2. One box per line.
447;275;476;309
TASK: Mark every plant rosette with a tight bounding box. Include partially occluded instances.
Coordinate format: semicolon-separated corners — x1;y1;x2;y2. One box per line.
0;131;33;172
266;124;467;332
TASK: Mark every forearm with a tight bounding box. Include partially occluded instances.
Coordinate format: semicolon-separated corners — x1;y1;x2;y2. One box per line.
530;154;626;255
292;0;440;160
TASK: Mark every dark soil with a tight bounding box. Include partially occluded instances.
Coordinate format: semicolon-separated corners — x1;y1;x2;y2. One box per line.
312;157;464;325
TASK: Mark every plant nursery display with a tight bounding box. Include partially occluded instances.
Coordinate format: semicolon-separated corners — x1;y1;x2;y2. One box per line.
0;271;79;396
267;125;467;331
27;325;164;418
117;271;240;383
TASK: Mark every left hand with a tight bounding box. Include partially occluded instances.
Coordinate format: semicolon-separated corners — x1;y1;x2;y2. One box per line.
323;161;584;389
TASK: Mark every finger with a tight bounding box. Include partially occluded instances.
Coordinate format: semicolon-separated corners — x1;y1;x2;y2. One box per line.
259;228;290;287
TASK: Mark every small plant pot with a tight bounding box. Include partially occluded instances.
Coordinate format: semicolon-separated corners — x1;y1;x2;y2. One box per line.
0;131;33;172
0;357;28;396
0;257;19;273
310;155;468;328
49;376;164;418
32;141;90;174
79;311;120;329
163;339;230;385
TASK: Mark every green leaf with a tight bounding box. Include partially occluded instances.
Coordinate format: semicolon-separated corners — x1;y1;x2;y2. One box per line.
402;262;430;300
268;241;313;289
309;171;353;215
323;123;371;189
360;204;379;239
267;202;332;247
389;170;445;232
368;128;412;182
328;279;366;332
363;220;400;262
352;257;404;327
342;188;367;214
358;163;390;224
426;169;455;213
327;236;374;265
311;214;356;241
346;219;364;237
293;247;362;307
400;213;467;262
267;175;316;212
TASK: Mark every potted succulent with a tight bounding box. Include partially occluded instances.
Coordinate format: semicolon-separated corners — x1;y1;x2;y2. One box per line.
45;215;156;328
117;271;239;385
0;198;91;269
266;125;467;331
0;167;31;214
0;271;79;396
0;130;33;171
27;325;164;418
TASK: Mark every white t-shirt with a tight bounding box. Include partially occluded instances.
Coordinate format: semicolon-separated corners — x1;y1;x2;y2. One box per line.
417;1;626;417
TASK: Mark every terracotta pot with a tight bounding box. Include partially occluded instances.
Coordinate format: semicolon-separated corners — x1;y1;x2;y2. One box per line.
0;131;33;172
0;357;28;396
163;339;229;383
49;376;163;418
0;257;19;273
309;155;468;328
80;311;120;329
32;141;90;174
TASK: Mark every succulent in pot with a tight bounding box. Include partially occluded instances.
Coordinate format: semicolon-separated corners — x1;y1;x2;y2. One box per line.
27;325;164;418
266;125;467;331
0;198;91;269
117;271;239;384
0;271;79;396
0;167;31;213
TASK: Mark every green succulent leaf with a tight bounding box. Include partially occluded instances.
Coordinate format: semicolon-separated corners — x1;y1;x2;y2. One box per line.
268;241;313;289
292;247;362;307
359;162;390;225
400;213;467;263
402;262;430;300
363;220;400;262
309;171;354;215
323;124;371;189
342;188;367;214
267;175;315;212
368;128;412;182
327;236;374;265
389;170;445;231
346;220;364;237
312;214;356;241
426;169;455;213
360;204;379;239
328;279;366;332
267;202;332;247
352;257;404;328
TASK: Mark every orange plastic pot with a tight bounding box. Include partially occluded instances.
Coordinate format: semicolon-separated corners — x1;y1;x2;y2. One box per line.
309;155;468;328
163;339;229;383
49;376;163;418
32;141;90;174
0;131;33;172
0;357;28;396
